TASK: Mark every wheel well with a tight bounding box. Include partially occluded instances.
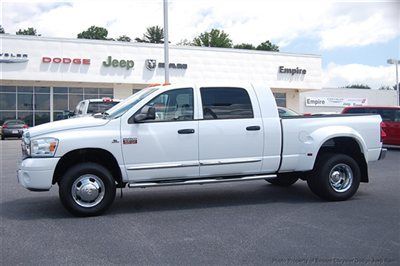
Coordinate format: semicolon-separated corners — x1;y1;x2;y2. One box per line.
316;137;368;183
53;148;125;187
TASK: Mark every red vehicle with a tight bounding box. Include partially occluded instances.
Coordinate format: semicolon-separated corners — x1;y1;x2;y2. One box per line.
342;106;400;146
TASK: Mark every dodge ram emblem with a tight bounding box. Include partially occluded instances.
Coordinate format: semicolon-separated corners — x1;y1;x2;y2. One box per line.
145;59;156;70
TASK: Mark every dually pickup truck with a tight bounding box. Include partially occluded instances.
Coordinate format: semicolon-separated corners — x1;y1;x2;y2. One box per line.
18;84;386;216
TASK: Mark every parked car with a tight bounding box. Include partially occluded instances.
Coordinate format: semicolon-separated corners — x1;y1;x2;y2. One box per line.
1;120;28;140
277;107;299;117
18;84;386;216
342;106;400;146
64;98;121;118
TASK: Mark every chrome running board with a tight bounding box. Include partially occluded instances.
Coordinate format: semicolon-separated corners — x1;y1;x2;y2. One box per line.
128;174;276;188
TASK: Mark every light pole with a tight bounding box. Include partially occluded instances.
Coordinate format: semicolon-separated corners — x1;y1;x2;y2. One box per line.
387;58;399;106
163;0;169;84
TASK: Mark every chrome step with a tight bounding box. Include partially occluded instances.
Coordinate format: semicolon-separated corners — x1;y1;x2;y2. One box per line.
128;174;276;188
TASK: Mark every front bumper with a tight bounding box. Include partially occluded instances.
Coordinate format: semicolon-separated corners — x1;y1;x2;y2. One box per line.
17;157;60;191
378;148;387;160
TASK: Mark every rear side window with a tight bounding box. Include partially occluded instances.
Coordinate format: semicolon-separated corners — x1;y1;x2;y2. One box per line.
200;87;253;119
345;108;398;122
395;110;400;122
376;109;396;122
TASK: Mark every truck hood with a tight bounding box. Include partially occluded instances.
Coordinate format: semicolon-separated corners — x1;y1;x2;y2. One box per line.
27;117;110;138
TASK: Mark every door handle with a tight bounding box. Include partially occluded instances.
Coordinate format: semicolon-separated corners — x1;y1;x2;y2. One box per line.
246;126;261;131
178;129;195;134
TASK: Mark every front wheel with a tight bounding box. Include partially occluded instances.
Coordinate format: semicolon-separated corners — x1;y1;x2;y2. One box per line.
307;153;361;201
59;162;116;216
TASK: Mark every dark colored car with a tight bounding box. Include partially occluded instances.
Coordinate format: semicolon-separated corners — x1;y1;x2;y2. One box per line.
342;106;400;146
1;120;28;140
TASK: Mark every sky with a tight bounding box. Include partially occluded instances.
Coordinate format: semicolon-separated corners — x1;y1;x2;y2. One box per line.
1;0;399;89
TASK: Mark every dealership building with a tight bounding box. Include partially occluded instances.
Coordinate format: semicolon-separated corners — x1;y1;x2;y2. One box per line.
0;35;397;126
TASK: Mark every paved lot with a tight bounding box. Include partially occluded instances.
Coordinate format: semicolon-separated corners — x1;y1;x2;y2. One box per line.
1;139;399;265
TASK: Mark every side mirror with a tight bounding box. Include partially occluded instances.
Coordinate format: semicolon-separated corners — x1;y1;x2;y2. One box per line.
134;106;156;122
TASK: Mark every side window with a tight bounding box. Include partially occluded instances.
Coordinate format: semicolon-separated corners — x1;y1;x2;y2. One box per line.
394;110;400;122
200;87;253;119
137;88;194;122
78;102;85;115
75;102;82;114
376;109;395;122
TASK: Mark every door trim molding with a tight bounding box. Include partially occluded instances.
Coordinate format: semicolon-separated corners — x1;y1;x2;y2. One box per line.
127;162;199;171
199;157;262;166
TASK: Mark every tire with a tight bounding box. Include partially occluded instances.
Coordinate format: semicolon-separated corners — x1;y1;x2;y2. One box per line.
265;174;298;187
307;153;361;201
1;135;5;140
59;162;116;216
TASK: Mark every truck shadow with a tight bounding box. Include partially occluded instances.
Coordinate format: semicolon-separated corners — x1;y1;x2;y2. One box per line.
1;182;366;220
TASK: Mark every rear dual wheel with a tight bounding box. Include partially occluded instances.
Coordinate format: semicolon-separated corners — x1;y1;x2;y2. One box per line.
307;153;361;201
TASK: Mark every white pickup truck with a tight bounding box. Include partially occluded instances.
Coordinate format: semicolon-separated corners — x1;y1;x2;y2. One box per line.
18;84;386;216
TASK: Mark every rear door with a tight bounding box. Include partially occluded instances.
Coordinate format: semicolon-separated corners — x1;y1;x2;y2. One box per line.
198;86;264;177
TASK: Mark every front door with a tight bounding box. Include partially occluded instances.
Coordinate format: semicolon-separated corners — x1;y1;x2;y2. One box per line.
121;88;199;182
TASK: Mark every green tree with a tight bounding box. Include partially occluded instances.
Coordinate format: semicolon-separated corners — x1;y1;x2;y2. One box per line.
0;25;4;34
344;84;371;89
234;43;255;50
256;40;279;52
117;35;131;42
193;29;232;48
135;26;164;43
177;39;193;46
378;86;393;90
77;26;108;40
16;27;38;36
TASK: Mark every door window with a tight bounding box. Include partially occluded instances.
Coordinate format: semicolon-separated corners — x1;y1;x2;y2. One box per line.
137;88;194;122
200;87;253;119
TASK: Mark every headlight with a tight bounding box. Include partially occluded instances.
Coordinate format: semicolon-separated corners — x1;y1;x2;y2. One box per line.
21;132;31;158
31;138;59;157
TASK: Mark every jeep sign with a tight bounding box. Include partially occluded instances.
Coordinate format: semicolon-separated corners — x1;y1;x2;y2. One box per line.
103;56;134;70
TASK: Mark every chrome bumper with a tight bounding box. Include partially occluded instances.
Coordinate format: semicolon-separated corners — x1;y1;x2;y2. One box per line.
378;148;387;160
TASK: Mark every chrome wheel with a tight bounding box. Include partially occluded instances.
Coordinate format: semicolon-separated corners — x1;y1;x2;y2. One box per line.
329;163;353;193
71;174;105;208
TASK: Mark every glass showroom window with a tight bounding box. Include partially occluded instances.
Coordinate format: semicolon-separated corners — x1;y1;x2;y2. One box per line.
0;86;17;125
53;87;113;121
273;93;287;107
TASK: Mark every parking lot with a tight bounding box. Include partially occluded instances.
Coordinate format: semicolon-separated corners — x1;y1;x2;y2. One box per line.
1;139;399;265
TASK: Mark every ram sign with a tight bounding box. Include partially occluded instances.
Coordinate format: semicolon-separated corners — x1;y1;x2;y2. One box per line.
306;97;368;107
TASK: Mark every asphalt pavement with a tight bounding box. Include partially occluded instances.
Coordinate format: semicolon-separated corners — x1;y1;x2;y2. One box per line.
1;139;399;265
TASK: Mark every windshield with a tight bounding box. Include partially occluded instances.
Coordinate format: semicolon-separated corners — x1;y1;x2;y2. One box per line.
105;88;159;119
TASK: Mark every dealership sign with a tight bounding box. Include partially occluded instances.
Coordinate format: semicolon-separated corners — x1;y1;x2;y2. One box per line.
103;56;134;70
42;57;90;65
306;97;368;107
158;62;188;69
0;52;29;63
279;66;306;75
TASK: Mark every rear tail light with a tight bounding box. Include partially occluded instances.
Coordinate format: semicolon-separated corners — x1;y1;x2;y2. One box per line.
2;124;8;128
102;97;112;102
23;124;29;128
380;122;387;142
